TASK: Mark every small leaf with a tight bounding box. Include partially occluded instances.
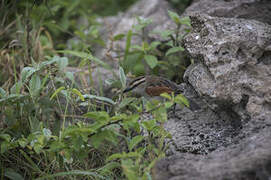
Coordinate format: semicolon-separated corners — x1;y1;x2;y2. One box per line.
71;88;85;101
160;92;172;100
168;10;181;25
119;66;126;89
50;86;65;100
165;46;184;56
142;119;156;131
180;16;191;26
113;33;125;41
175;94;189;107
144;55;158;69
128;135;144;151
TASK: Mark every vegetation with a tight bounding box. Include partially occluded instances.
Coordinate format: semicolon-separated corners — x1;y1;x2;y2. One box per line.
0;0;191;179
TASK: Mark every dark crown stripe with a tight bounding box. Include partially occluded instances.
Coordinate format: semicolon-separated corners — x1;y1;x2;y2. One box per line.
124;76;145;93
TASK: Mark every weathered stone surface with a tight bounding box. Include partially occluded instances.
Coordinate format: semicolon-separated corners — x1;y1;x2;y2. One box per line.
183;14;271;121
184;0;271;25
154;9;271;180
153;128;271;180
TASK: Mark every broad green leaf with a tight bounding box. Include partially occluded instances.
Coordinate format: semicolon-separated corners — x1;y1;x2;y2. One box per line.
168;10;181;25
21;67;37;83
71;88;85;101
4;169;24;180
128;135;144;151
160;92;172;100
29;74;41;97
144;55;158;69
175;94;189;107
165;46;184;56
119;66;126;89
121;159;138;180
58;50;109;69
142;119;156;131
56;56;68;70
50;86;65;100
0;134;11;142
65;71;74;83
180;16;191;26
10;81;23;94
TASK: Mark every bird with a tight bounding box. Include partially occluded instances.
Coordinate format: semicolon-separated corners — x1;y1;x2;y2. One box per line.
123;75;200;111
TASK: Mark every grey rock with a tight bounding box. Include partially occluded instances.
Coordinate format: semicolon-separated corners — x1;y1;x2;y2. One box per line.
184;0;271;25
183;14;271;121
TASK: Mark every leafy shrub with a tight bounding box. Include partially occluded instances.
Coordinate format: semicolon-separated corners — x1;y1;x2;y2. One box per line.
0;1;192;179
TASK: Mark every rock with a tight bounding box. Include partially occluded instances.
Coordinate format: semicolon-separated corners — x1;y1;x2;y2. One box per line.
183;14;271;121
153;128;271;180
184;0;271;25
154;7;271;180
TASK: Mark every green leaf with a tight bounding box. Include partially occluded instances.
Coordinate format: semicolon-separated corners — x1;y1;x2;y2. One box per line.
150;41;161;49
50;86;65;100
21;67;37;83
56;57;68;70
128;135;144;151
180;16;191;26
175;94;189;107
10;81;23;94
71;88;85;101
83;94;115;105
160;92;172;100
118;97;136;109
0;88;6;97
58;50;110;69
113;33;125;41
4;169;24;180
124;30;133;61
168;10;181;25
84;111;109;122
29;74;41;97
0;134;11;142
65;71;74;83
165;46;184;56
142;119;156;131
121;159;138;180
119;66;126;89
144;55;158;69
